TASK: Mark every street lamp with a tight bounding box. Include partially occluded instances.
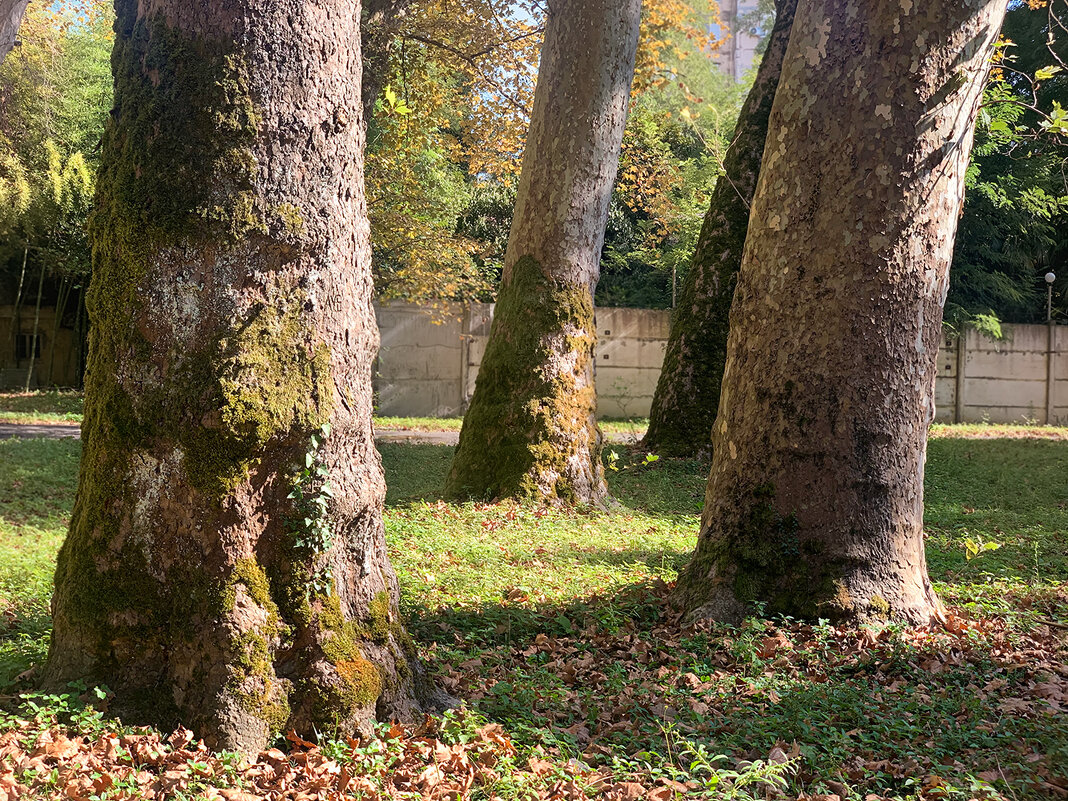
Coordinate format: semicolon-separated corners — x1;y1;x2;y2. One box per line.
1047;271;1057;323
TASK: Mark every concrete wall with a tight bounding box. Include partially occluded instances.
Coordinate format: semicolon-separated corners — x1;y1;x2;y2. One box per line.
934;324;1066;425
4;297;1059;424
374;302;668;419
375;302;1068;424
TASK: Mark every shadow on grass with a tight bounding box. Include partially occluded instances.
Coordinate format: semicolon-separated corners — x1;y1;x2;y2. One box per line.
0;437;81;528
379;442;709;516
410;579;1067;800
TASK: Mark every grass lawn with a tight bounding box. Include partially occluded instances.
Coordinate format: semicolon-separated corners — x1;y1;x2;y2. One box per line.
0;431;1065;799
0;390;84;423
0;392;649;437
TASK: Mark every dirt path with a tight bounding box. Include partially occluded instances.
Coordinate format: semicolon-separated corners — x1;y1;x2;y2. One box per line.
0;423;641;446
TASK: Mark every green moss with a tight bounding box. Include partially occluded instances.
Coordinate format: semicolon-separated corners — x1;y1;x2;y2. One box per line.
869;593;890;616
446;255;602;503
678;483;853;621
177;299;333;495
336;657;385;708
367;590;392;642
231;628;290;736
273;203;304;234
319;590;399;666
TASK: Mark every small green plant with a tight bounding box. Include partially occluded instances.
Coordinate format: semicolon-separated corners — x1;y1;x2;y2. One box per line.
682;742;794;800
6;683;112;734
288;424;335;595
605;449;659;472
964;536;1002;561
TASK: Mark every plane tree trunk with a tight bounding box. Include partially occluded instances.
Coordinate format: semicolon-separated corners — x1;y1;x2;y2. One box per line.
445;0;641;505
643;0;797;458
0;0;29;63
674;0;1009;625
43;0;431;752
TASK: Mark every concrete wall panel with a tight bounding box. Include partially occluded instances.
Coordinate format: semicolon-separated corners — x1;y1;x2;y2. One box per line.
965;350;1048;381
314;305;1068;424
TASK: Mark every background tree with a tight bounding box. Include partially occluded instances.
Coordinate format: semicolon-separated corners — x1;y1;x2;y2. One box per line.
43;0;431;751
445;0;642;504
674;0;1009;624
0;0;28;63
362;0;721;305
946;0;1068;332
0;0;111;386
642;0;796;457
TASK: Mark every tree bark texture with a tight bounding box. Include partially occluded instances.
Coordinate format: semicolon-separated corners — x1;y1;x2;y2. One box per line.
642;0;797;458
675;0;1009;625
0;0;28;64
445;0;640;505
43;0;430;752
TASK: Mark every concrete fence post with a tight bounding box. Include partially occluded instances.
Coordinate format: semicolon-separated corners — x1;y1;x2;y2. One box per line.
1048;322;1056;426
954;330;967;424
460;303;472;414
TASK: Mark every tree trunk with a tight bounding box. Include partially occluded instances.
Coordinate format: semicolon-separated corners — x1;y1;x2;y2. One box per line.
643;0;797;458
47;276;70;386
362;0;413;122
23;261;44;392
445;0;641;505
0;0;28;64
9;244;27;368
44;0;432;752
674;0;1008;625
72;286;87;389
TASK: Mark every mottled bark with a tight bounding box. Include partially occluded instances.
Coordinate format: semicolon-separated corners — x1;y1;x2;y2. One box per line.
44;0;432;752
445;0;640;505
0;0;28;64
675;0;1009;625
643;0;797;458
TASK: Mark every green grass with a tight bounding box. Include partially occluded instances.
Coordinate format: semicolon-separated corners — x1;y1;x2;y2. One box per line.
0;395;649;436
0;390;84;423
374;415;648;436
1;432;1066;798
0;438;79;686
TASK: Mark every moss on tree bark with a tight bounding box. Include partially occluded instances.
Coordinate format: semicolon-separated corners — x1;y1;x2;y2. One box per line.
43;0;435;752
643;0;797;458
446;0;641;505
446;256;601;503
673;0;1009;625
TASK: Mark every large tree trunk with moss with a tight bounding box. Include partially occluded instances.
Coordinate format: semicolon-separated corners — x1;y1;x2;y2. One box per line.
0;0;28;63
445;0;640;505
674;0;1008;625
43;0;431;752
642;0;796;458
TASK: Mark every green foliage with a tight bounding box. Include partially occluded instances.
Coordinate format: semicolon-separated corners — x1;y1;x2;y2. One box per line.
286;424;336;597
0;0;111;285
946;2;1068;329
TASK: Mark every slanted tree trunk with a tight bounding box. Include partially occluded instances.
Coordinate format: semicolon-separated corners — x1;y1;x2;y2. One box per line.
445;0;641;505
44;0;432;752
674;0;1009;625
0;0;28;64
47;276;70;386
23;261;44;392
643;0;797;457
9;244;27;368
362;0;413;122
